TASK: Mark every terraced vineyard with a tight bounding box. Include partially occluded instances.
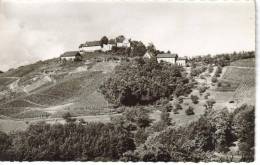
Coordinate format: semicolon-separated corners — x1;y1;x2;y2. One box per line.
219;60;255;106
233;80;255;105
222;67;255;82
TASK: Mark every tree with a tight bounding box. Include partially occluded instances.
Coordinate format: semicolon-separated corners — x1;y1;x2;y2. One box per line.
116;35;125;43
147;43;157;54
208;65;214;73
204;99;216;110
160;109;172;126
185;106;195;115
0;131;11;160
190;95;199;104
62;112;76;123
135;128;149;146
211;76;218;83
123;107;152;128
130;41;147;57
232;104;254;161
100;36;109;47
100;59;191;105
165;103;172;112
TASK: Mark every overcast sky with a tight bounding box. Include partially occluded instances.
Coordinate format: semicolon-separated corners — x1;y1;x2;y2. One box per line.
0;0;255;71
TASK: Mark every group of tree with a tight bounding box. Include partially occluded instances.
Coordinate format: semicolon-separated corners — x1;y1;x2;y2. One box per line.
190;65;208;77
0;104;254;162
190;51;255;67
120;104;254;162
100;58;193;106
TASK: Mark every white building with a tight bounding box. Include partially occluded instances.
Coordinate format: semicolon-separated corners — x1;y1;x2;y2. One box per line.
157;53;178;64
79;41;102;53
79;40;117;53
176;57;187;66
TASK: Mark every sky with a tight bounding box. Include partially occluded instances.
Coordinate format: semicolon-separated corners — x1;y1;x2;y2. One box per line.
0;0;255;71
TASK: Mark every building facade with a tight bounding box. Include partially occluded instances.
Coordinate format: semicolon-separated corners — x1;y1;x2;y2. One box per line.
157;53;178;64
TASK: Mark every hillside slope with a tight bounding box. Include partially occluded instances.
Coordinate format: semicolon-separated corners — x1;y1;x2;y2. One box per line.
220;58;255;106
0;53;118;121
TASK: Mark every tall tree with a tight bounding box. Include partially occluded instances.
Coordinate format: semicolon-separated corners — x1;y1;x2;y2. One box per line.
100;36;109;47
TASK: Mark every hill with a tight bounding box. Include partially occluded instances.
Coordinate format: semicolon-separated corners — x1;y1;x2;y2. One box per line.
0;52;122;132
218;58;255;106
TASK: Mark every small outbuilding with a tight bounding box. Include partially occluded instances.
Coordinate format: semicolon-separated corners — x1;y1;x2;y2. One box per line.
60;51;82;62
176;57;188;66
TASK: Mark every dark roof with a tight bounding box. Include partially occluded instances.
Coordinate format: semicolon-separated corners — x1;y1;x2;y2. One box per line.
60;51;80;57
157;53;178;58
108;39;116;44
177;57;188;60
85;41;101;47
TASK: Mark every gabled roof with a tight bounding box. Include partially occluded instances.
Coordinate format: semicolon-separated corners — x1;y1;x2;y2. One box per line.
85;41;101;47
108;39;116;44
60;51;80;57
157;53;178;58
177;57;188;60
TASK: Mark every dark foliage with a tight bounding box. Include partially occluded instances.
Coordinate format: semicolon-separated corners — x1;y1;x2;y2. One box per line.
100;58;192;106
5;122;135;161
190;95;199;104
185;106;195;115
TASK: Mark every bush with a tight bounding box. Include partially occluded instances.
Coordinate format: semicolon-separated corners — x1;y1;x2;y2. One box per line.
165;103;173;112
200;75;206;80
62;112;76;123
204;92;210;99
204;99;216;110
124;107;152;128
160;110;172;126
211;76;218;83
190;95;199;104
185;106;195;115
198;85;208;94
178;97;184;104
208;65;214;73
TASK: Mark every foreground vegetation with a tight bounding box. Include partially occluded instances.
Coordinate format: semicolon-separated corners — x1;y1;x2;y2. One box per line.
0;104;254;161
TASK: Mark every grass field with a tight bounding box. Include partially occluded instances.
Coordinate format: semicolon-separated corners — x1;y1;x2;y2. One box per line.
230;58;255;67
222;67;255;82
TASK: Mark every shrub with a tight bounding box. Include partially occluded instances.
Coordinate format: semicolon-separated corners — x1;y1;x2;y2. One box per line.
198;85;208;94
124;107;152;128
185;106;195;115
135;128;149;146
211;76;218;83
165;103;173;112
200;75;206;80
178;97;184;104
190;95;199;104
62;112;76;123
204;99;216;110
160;110;172;126
204;92;210;99
208;65;214;73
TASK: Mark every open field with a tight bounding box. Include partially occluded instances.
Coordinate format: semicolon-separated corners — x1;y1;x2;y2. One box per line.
230;58;255;67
